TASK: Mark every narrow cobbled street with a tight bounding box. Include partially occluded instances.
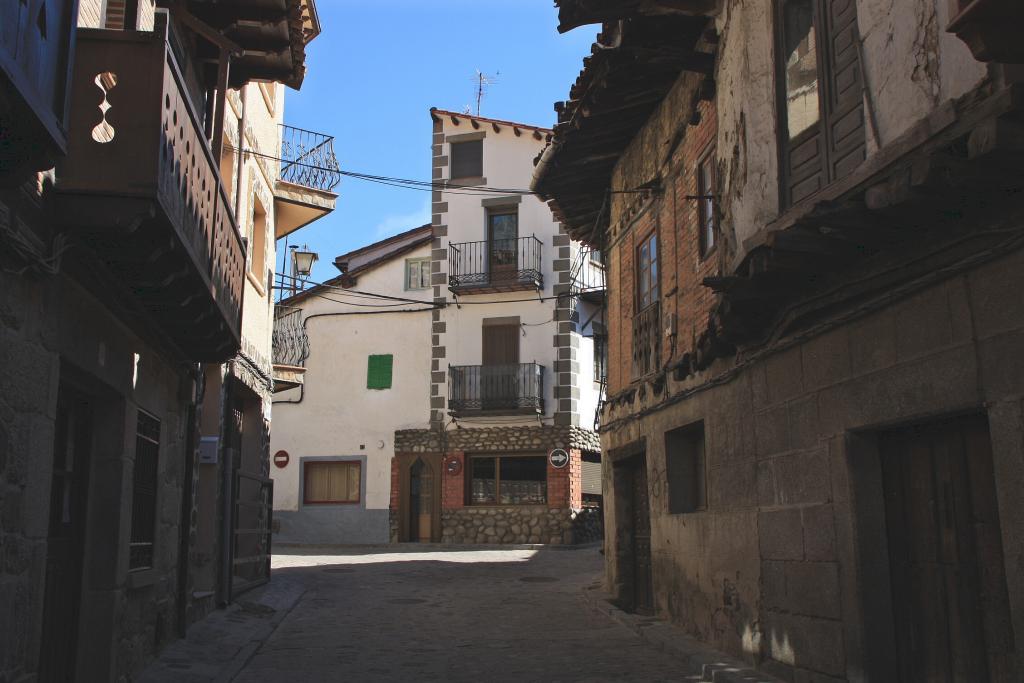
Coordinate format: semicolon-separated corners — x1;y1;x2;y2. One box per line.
141;546;763;683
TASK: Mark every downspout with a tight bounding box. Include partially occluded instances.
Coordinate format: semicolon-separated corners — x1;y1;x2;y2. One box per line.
234;85;247;220
217;368;234;606
176;364;203;636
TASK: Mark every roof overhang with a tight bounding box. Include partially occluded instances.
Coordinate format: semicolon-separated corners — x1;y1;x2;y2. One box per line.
532;14;714;244
172;0;321;89
555;0;718;33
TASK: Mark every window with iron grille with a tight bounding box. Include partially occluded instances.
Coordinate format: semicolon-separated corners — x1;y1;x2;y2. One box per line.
450;139;483;179
405;257;431;290
697;150;716;257
130;411;160;570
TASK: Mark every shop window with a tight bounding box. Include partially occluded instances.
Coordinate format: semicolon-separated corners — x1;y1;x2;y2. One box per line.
367;354;393;389
304;461;361;504
130;411;160;570
468;454;547;505
665;422;706;514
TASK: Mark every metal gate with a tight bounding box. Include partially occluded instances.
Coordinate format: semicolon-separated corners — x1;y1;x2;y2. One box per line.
230;471;273;599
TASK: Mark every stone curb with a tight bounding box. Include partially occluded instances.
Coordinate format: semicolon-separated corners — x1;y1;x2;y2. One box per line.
273;541;599;552
580;583;784;683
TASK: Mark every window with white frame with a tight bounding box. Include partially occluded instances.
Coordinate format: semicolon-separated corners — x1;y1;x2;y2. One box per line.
406;257;431;290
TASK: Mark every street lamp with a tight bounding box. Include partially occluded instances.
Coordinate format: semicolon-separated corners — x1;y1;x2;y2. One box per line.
292;247;318;277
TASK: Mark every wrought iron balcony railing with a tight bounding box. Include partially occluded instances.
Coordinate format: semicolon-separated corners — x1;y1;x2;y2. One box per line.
570;246;606;298
56;25;244;361
279;124;341;192
272;305;309;367
448;363;545;415
448;236;543;293
632;302;661;378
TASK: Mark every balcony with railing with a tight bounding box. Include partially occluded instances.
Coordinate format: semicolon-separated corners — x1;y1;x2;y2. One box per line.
448;236;543;294
632;302;661;378
448;363;545;416
570;245;606;304
272;305;309;392
55;24;244;361
274;124;339;239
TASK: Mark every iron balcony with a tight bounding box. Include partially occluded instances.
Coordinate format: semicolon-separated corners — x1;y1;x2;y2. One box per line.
448;363;545;416
448;236;543;293
56;24;244;361
272;305;309;392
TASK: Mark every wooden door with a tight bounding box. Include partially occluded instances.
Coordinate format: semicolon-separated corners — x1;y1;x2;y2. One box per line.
408;458;435;542
488;211;518;283
881;416;1013;682
629;458;653;613
38;387;94;682
482;322;519;408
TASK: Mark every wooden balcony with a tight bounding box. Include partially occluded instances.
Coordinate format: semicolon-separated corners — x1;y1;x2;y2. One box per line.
55;27;244;361
0;0;77;180
448;363;545;416
632;302;660;378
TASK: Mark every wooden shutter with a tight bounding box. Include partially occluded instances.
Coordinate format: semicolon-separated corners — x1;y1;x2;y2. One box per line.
482;321;519;366
367;354;393;389
822;0;865;183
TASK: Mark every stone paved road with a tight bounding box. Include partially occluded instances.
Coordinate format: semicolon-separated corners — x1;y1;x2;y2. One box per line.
233;546;704;682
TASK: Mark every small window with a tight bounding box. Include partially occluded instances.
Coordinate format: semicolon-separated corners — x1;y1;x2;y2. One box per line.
697;151;716;257
636;232;658;310
468;454;547;505
406;257;431;290
450;139;483;179
304;461;361;504
665;422;706;514
130;411;160;570
593;335;607;385
249;196;268;288
367;354;393;389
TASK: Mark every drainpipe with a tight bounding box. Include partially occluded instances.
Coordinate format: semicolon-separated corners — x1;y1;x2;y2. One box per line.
217;368;234;606
234;85;247;220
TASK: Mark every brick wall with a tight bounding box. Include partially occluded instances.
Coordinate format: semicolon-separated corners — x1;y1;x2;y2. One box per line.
605;77;720;395
442;450;465;510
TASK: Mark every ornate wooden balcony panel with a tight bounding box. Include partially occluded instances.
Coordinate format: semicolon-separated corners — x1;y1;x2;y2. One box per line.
632;302;660;378
448;236;544;294
448;363;545;416
56;27;244;361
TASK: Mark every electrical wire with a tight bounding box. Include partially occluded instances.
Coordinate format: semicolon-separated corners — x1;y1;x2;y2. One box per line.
230;144;652;196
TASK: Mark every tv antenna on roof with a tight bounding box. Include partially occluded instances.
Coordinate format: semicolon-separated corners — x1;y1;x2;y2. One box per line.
472;70;499;117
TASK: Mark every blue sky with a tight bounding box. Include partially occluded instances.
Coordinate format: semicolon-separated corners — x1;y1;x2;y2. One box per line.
278;0;595;283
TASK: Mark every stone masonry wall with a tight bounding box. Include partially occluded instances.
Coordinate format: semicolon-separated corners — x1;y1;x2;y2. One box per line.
394;424;601;454
442;507;573;545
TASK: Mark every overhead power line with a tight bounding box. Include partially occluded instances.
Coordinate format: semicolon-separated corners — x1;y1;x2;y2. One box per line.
228;144;650;196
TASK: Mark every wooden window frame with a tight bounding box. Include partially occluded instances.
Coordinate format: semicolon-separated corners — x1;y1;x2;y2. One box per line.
303;460;362;505
774;0;865;209
450;139;484;180
635;231;659;311
405;257;431;290
466;453;548;506
697;148;717;259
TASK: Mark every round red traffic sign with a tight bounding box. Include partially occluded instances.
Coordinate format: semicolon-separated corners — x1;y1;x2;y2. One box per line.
273;450;290;468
